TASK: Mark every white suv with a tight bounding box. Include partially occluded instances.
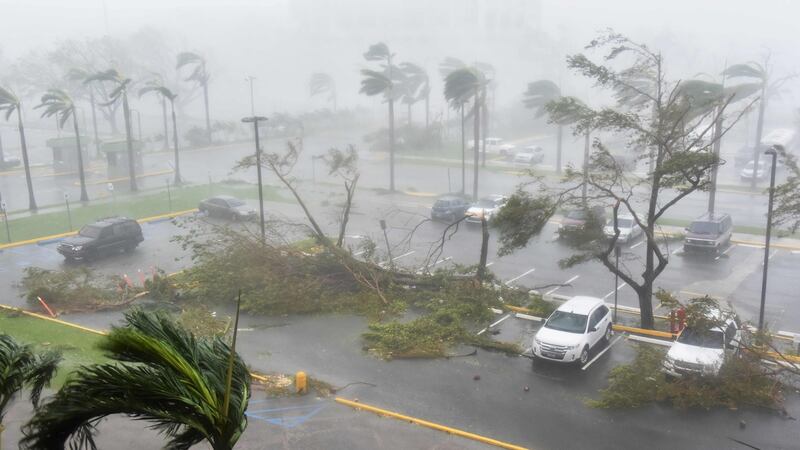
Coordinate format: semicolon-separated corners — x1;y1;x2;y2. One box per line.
662;313;741;378
532;296;613;365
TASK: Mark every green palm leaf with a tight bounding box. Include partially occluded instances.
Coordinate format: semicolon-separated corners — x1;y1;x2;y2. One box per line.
0;334;62;423
359;69;392;97
723;63;766;81
363;42;391;62
0;85;20;121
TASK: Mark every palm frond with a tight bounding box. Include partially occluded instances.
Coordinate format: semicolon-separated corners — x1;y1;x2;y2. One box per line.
359;69;392;97
523;80;562;117
363;42;391;62
0;86;20;120
309;72;334;96
443;67;485;105
0;334;62;422
439;57;467;78
723;63;766;81
139;85;176;101
83;69;121;85
176;51;204;69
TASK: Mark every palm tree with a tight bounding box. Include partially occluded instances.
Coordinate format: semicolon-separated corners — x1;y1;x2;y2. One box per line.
0;86;38;210
398;62;429;127
444;67;487;201
0;334;61;447
523;80;566;174
140;83;181;184
83;69;138;191
439;58;468;192
309;72;337;111
36;89;90;202
21;309;251;450
66;68;102;159
177;51;211;144
360;42;399;192
723;59;798;189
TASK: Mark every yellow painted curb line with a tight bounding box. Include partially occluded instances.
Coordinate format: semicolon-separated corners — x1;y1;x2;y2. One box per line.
335;397;529;450
612;324;675;340
0;304;108;336
504;305;531;314
765;351;800;364
0;209;197;251
402;191;438;198
81;169;174;186
731;239;800;251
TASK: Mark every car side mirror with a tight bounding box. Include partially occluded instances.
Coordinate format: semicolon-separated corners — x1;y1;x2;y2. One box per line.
726;342;736;350
590;326;597;332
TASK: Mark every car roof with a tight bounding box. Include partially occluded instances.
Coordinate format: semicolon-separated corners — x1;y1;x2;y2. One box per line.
437;194;466;201
691;212;730;223
86;216;136;227
480;194;506;201
557;296;604;314
210;195;237;201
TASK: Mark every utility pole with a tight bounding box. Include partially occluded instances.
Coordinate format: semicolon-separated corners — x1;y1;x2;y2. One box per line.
242;115;268;241
245;76;256;116
758;145;780;331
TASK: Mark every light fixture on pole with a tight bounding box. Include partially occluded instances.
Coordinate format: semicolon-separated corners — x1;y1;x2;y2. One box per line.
242;115;268;241
758;144;781;331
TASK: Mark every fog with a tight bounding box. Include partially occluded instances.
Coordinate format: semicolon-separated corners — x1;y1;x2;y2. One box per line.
1;0;799;130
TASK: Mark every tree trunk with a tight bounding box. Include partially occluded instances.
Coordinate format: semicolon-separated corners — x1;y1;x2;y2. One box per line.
708;107;723;215
171;100;181;185
161;96;169;150
581;131;590;203
407;102;412;127
425;92;429;129
556;124;563;175
202;62;212;144
89;90;101;159
472;90;480;201
72;111;89;202
476;215;489;283
636;282;655;329
460;105;465;194
388;99;395;192
481;87;487;168
18;109;37;211
751;85;766;190
122;92;138;192
0;127;5;163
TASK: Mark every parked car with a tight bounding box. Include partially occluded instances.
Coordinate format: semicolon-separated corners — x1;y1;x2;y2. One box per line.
558;206;607;235
740;159;771;181
683;213;733;254
469;137;517;157
0;157;21;170
662;310;741;378
532;296;613;365
513;146;545;165
603;214;643;243
733;144;768;167
198;195;257;221
57;217;144;261
465;195;508;224
431;194;470;222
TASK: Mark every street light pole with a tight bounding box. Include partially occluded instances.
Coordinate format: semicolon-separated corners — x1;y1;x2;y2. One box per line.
242;115;268;241
758;144;781;331
614;245;621;323
245;76;256;116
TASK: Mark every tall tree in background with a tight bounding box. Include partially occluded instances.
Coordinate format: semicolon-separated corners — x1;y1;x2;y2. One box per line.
0;86;38;210
177;51;211;144
140;83;181;184
309;72;337;111
36;89;90;202
523;80;568;174
0;334;61;445
21;309;251;450
440;57;468;193
66;68;102;159
444;67;487;201
84;69;138;191
360;42;399;192
398;62;429;127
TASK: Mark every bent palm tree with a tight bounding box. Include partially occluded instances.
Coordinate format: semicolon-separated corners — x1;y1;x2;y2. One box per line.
177;51;211;144
67;68;102;159
360;42;399;191
0;334;61;447
84;69;138;191
21;309;251;450
523;80;566;174
36;89;90;202
140;83;181;184
445;67;487;201
0;86;38;210
399;62;428;127
309;72;337;111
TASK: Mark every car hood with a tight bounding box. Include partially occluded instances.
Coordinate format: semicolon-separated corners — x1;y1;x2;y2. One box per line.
61;236;94;246
685;231;716;240
667;342;724;366
603;225;631;236
561;218;584;227
535;326;584;347
235;205;256;214
466;206;494;216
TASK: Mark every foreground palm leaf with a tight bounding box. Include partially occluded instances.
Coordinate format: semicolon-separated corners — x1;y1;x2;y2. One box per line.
21;309;250;450
0;334;61;444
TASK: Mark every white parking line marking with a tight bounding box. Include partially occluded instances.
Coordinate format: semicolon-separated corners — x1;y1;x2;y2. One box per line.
486;261;495;267
602;282;627;300
582;334;624;371
737;243;763;249
477;314;511;335
505;268;536;286
672;248;682;255
392;251;415;261
761;249;779;265
545;275;579;295
627;334;673;347
792;250;800;255
714;244;736;260
353;250;366;256
630;240;644;249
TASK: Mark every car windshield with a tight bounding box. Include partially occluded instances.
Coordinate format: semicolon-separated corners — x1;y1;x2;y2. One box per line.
227;198;245;207
566;210;587;220
677;327;724;349
544;310;588;334
477;199;496;208
689;221;718;234
78;225;103;238
434;200;450;208
609;218;633;228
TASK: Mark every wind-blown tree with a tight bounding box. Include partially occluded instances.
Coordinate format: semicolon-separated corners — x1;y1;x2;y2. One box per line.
495;31;752;329
360;42;399;192
0;86;37;210
84;69;138;191
140;83;181;184
440;57;468;192
66;68;102;159
398;62;429;127
772;148;800;233
523;80;569;174
723;59;798;188
177;51;211;144
21;309;250;450
473;62;495;168
444;67;488;201
309;72;337;111
36;89;90;202
0;334;61;446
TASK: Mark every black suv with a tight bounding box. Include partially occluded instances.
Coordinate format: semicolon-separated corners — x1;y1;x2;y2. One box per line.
57;217;144;261
431;194;470;222
683;213;733;254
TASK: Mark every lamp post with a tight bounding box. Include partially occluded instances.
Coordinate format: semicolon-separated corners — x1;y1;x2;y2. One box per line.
64;192;73;231
613;245;621;323
0;197;10;243
758;144;781;331
244;76;256;116
242;115;268;241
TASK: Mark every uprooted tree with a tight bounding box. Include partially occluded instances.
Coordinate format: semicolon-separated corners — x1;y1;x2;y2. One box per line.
494;30;756;329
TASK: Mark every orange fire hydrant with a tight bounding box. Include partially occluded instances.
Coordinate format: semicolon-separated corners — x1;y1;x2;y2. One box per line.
295;371;308;395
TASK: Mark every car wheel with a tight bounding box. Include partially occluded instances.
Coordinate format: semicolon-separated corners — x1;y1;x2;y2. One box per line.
603;325;613;344
124;243;137;253
579;346;590;365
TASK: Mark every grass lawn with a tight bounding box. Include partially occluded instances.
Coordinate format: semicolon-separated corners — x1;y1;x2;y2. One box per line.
1;182;284;244
0;310;107;387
